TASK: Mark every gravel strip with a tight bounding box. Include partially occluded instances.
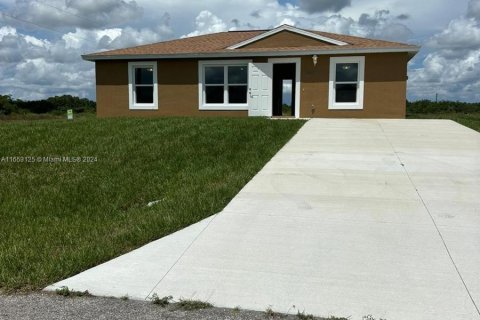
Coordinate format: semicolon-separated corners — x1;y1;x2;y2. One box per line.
0;293;329;320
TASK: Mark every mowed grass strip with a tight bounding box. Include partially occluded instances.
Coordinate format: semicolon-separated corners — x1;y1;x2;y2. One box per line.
0;117;305;291
407;112;480;132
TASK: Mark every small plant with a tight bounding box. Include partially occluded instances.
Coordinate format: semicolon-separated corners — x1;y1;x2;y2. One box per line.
328;317;349;320
362;315;386;320
297;310;314;320
55;286;91;297
175;298;213;310
150;293;173;307
233;305;241;312
120;294;129;301
265;306;276;318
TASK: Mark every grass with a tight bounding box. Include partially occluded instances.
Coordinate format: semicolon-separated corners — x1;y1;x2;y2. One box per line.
149;294;212;310
282;104;293;116
175;298;214;310
265;306;276;318
0;112;95;122
0;116;304;291
407;111;480;132
55;286;91;297
297;310;315;320
150;293;172;307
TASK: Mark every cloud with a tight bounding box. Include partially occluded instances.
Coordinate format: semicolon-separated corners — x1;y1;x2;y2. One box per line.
312;10;413;42
0;0;477;103
426;18;480;55
10;0;143;29
298;0;351;13
183;10;227;37
409;50;480;101
0;26;51;63
356;10;413;41
312;15;354;34
358;10;389;27
0;23;172;100
467;0;480;19
408;2;480;101
102;26;168;49
231;18;240;29
0;25;17;39
378;23;413;42
282;81;292;93
250;9;261;18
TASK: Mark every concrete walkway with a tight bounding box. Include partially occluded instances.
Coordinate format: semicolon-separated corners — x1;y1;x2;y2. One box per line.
46;119;480;320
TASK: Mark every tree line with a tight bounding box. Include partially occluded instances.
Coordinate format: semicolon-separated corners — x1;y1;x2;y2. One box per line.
407;100;480;114
1;94;479;116
0;95;96;115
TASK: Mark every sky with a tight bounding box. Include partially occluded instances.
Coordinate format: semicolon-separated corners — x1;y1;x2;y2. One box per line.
0;0;479;102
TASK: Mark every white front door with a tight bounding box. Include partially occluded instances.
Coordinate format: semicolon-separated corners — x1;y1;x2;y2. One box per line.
248;63;272;117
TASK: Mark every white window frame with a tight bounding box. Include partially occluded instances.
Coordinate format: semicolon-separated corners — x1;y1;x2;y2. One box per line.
128;61;158;110
328;56;365;110
198;60;251;110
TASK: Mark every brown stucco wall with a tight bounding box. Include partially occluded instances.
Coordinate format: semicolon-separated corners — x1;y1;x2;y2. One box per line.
95;60;248;118
242;30;329;49
300;52;408;118
95;52;408;119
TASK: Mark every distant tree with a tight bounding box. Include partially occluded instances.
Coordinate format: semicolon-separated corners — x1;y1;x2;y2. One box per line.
407;100;480;114
4;95;96;114
16;99;54;114
46;95;96;113
0;95;18;115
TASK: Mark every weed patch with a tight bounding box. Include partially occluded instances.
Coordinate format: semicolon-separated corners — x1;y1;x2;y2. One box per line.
175;298;213;310
297;310;314;320
55;286;91;297
150;293;172;307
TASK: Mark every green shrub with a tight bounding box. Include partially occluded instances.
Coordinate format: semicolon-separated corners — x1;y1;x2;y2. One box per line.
0;94;95;115
407;100;480;115
0;95;18;115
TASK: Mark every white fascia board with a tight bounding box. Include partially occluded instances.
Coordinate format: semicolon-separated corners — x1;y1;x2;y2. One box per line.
226;25;348;49
82;46;420;61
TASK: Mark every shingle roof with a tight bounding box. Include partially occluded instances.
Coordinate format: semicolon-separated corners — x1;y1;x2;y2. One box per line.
83;26;419;61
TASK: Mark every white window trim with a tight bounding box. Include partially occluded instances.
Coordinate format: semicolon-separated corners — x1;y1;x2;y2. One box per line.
198;60;251;111
328;56;365;110
128;61;158;110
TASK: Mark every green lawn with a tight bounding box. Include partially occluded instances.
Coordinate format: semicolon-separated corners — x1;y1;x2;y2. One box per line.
407;112;480;132
0;117;305;291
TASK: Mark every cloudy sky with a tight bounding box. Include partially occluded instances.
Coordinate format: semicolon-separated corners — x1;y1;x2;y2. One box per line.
0;0;479;102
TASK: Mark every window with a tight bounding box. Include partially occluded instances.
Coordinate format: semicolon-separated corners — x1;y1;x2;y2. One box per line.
205;66;225;104
128;61;158;110
199;61;250;110
328;56;365;109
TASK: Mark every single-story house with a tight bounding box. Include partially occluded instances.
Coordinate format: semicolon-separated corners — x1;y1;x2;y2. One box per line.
82;25;419;118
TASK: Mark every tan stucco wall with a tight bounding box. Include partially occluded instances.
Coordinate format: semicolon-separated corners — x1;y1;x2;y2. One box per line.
95;52;408;118
300;52;408;118
242;30;329;49
95;60;248;118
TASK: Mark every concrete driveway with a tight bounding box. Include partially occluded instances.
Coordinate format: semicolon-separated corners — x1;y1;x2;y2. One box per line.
47;119;480;320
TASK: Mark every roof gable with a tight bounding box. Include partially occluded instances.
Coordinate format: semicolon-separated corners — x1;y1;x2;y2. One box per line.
227;25;348;49
239;30;333;49
82;26;420;61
